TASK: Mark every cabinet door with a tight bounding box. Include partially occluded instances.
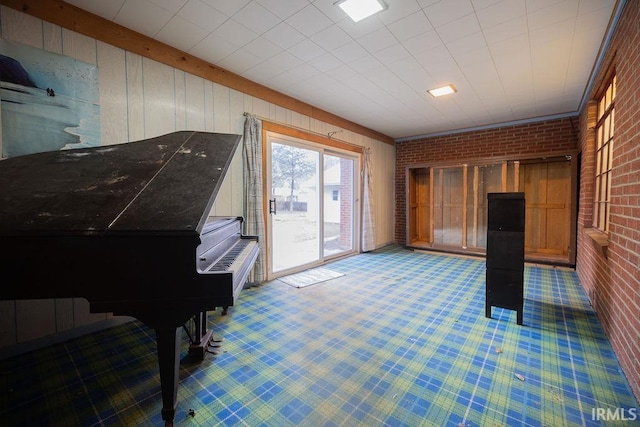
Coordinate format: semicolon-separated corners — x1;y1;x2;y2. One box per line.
486;230;524;270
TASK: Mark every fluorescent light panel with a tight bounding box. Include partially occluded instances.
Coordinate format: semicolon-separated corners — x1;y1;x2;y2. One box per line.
428;84;457;97
335;0;386;22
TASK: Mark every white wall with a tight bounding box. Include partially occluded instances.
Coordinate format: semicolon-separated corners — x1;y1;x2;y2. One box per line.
0;6;395;350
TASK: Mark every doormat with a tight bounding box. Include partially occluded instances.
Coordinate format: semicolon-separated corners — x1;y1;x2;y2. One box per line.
278;267;345;288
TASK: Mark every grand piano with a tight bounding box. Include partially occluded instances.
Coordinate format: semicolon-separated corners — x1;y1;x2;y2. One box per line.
0;131;259;425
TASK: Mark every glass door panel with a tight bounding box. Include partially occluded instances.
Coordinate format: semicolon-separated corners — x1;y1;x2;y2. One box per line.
270;142;320;273
323;154;354;257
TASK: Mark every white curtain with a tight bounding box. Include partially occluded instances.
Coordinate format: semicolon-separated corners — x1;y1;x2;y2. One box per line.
243;114;265;283
361;147;376;252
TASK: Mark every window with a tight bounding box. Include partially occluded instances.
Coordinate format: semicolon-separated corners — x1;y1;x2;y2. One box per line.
593;74;616;232
332;190;339;201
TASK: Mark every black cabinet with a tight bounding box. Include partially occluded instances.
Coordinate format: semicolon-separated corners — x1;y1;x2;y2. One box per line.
485;192;525;325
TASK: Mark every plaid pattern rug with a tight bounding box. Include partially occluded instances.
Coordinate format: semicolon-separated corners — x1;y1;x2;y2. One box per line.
0;245;637;426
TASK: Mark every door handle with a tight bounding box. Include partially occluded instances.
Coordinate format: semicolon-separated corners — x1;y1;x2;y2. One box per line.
269;198;277;215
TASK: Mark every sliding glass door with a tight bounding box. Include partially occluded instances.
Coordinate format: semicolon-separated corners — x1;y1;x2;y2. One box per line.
266;134;359;278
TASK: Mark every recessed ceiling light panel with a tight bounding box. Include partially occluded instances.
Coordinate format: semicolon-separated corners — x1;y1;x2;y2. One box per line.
335;0;387;22
428;84;457;97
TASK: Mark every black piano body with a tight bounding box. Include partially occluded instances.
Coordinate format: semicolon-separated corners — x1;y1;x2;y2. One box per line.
0;131;259;424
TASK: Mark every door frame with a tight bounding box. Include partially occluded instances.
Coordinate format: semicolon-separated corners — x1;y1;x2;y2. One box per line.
262;122;362;280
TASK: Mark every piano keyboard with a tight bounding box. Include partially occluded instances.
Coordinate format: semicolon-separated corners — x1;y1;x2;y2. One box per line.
205;238;257;272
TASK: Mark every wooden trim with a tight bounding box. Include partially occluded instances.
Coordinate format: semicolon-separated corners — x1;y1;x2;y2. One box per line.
429;167;434;244
262;121;363;155
462;165;468;248
501;161;508;191
0;0;394;145
472;166;479;247
404;151;576;171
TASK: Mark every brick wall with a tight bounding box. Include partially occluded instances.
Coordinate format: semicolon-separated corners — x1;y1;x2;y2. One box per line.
576;0;640;401
395;118;578;244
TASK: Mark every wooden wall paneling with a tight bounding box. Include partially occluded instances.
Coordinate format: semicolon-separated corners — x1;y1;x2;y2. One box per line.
43;21;62;53
143;59;176;138
213;83;231;132
203;81;214;132
0;6;42;47
61;28;95;64
125;51;144;141
185;73;205;131
174;69;187;131
0;301;16;346
97;42;128;145
521;163;547;254
229;90;246;215
251;97;270;119
210;83;232;216
16;300;55;342
545;161;571;255
514;161;520;192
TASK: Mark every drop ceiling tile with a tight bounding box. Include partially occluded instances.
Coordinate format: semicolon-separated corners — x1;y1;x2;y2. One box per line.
266;50;303;72
435;13;480;43
114;0;172;37
287;4;334;37
403;30;443;56
475;0;525;29
387;10;433;42
373;43;410;64
232;1;280;35
377;0;422;25
312;25;352;51
149;0;187;14
288;39;326;62
213;18;258;47
527;0;579;31
189;32;238;62
178;0;228;33
481;15;527;45
524;0;566;14
471;0;503;9
202;0;251;16
447;31;487;56
242;37;283;60
307;52;343;72
217;48;264;73
254;0;310;20
332;41;370;64
423;0;474;27
348;55;384;74
156;15;208;52
337;15;385;39
578;0;615;15
262;22;306;49
357;27;397;54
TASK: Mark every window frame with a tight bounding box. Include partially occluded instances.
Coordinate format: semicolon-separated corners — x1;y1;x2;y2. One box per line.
593;74;616;233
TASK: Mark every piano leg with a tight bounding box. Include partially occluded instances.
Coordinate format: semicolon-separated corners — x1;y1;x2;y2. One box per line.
155;327;181;425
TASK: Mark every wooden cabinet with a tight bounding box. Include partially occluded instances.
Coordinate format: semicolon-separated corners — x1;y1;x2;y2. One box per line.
485;192;525;325
405;154;576;266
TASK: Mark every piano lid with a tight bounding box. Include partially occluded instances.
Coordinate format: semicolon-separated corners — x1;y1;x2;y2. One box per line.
0;131;241;236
